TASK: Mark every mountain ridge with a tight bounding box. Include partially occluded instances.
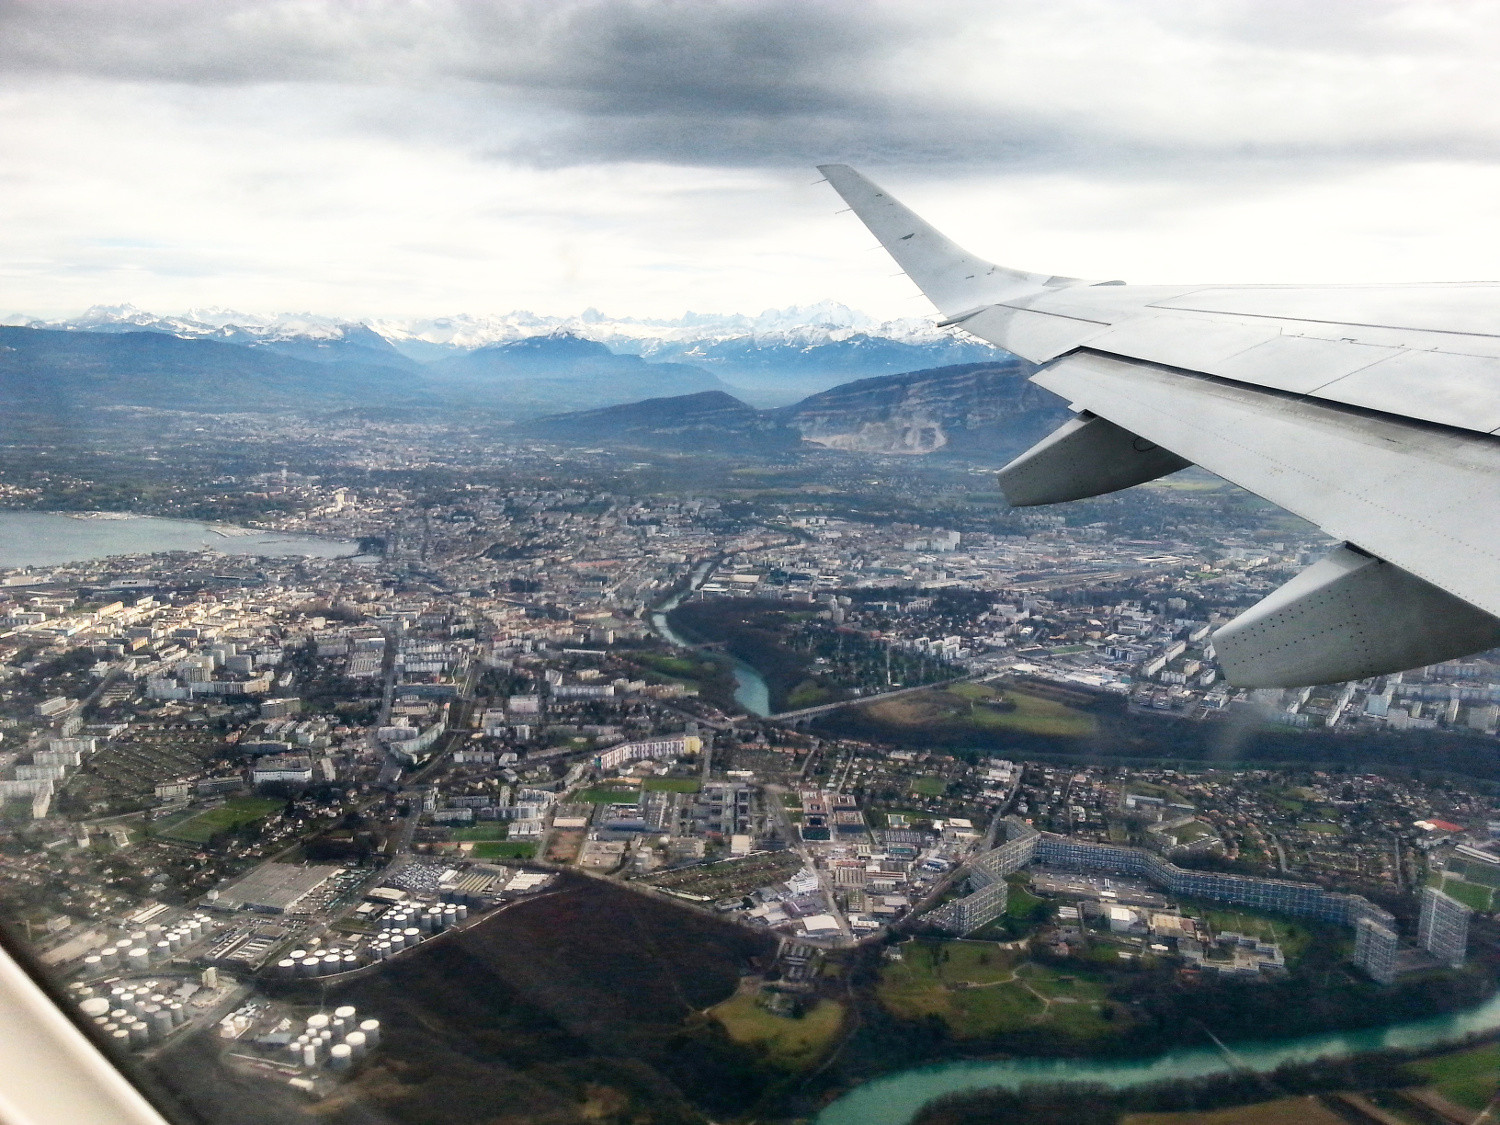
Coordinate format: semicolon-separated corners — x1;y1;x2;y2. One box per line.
20;302;1005;404
523;359;1070;460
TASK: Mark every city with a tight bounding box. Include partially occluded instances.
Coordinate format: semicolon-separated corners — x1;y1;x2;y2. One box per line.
3;424;1500;1122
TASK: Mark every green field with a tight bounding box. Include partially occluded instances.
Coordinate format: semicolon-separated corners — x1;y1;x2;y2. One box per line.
452;824;509;840
160;797;283;844
1407;1042;1500;1110
575;787;641;804
711;993;844;1070
642;777;700;793
468;841;536;859
1297;821;1341;834
877;940;1117;1041
1447;855;1500;887
910;777;946;797
869;682;1097;739
1439;875;1493;912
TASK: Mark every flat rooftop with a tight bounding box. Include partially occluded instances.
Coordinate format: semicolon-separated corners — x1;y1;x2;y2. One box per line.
216;863;343;913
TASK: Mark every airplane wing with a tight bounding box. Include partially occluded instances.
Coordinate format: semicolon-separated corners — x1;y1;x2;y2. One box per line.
818;163;1500;688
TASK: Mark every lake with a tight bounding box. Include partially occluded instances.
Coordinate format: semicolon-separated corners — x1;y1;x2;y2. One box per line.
0;511;358;569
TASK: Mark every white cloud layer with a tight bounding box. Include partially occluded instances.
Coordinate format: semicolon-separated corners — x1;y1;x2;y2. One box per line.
2;0;1500;320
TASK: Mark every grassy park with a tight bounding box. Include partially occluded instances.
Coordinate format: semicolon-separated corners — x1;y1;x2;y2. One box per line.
710;991;844;1070
877;939;1117;1041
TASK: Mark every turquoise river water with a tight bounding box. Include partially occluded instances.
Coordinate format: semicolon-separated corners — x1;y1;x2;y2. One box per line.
650;561;771;716
816;991;1500;1125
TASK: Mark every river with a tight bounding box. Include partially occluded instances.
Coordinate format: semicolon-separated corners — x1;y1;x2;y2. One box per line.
817;990;1500;1125
649;560;771;717
0;511;359;569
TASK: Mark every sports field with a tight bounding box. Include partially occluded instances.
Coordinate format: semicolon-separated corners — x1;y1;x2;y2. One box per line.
160;797;283;843
468;841;536;859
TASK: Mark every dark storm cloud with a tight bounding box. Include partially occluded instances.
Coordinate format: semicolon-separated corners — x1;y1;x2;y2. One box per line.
1;0;1496;175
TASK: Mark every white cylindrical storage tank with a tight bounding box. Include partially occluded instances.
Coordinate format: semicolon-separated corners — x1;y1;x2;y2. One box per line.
329;1043;351;1071
128;1022;149;1048
288;1040;304;1060
302;1044;318;1068
418;911;435;933
168;1002;185;1026
148;1007;172;1041
307;1013;330;1032
110;1008;129;1024
402;927;421;948
299;957;320;978
152;941;171;963
81;997;111;1019
443;904;458;924
126;948;150;971
341;953;358;971
100;947;120;969
289;949;308;962
149;993;166;1006
167;932;183;952
454;904;468;921
358;1019;380;1047
276;958;297;978
129;931;147;945
343;1030;367;1058
145;924;164;940
101;1021;118;1033
110;1029;132;1051
321;953;340;975
82;954;103;974
334;1005;356;1023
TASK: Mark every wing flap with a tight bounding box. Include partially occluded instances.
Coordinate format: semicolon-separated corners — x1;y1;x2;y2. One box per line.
1034;351;1500;619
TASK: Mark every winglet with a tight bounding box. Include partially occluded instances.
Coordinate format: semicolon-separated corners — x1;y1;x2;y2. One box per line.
817;164;1078;317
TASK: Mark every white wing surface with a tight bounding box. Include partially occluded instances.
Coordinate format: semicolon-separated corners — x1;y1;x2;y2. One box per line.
818;163;1500;687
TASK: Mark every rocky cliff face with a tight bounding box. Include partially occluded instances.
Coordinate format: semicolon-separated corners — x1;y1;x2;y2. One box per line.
777;360;1068;459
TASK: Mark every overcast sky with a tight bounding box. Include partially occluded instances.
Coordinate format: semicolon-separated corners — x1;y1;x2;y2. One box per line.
4;0;1500;322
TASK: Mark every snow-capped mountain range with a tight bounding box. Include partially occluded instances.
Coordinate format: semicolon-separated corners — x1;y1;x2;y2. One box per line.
12;302;1005;404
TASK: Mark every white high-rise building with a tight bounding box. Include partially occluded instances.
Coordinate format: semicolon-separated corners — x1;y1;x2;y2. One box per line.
1352;916;1400;984
1419;886;1471;968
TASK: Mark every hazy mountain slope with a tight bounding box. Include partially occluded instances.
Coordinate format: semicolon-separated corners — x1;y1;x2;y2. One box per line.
424;333;737;416
33;302;1009;408
0;325;421;414
31;305;421;371
523;390;801;449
